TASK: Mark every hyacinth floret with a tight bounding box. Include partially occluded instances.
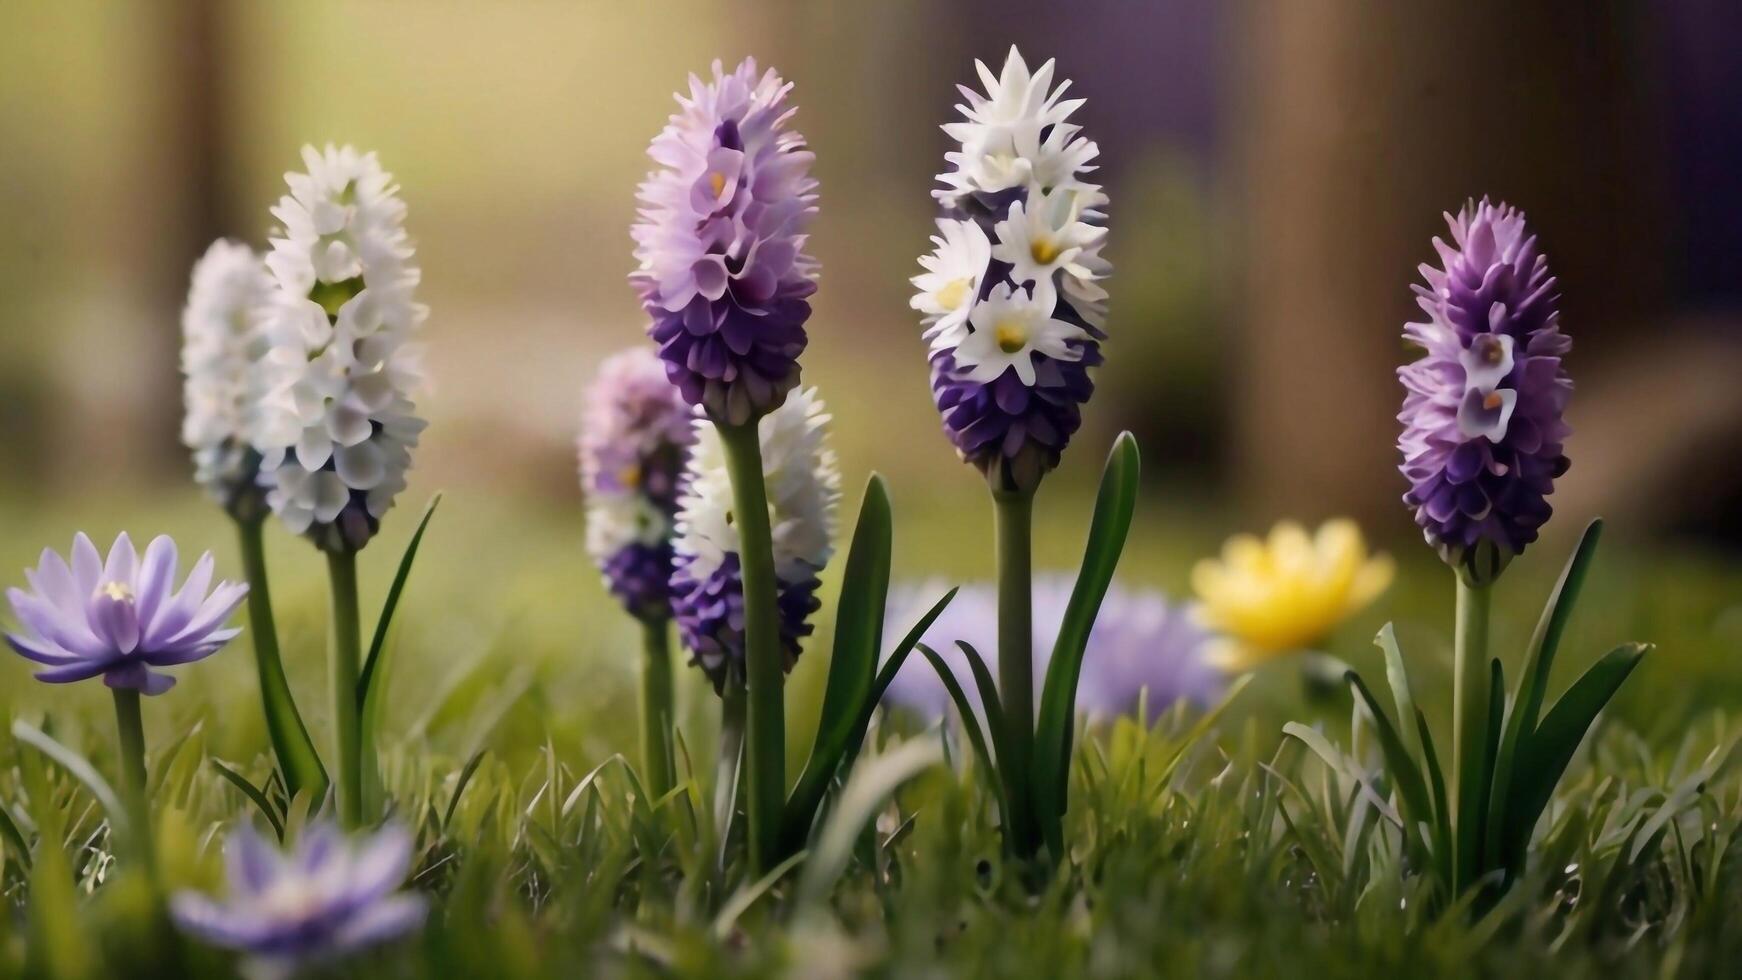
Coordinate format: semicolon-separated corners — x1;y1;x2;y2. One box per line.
1398;198;1571;583
669;386;840;691
580;347;696;619
253;145;428;553
631;59;819;427
181;240;276;519
915;47;1110;491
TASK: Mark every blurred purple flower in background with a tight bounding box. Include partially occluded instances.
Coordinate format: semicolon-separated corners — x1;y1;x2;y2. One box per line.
1399;198;1572;583
580;347;696;619
172;822;425;977
4;533;247;695
631;58;819;426
916;47;1111;491
881;575;1220;725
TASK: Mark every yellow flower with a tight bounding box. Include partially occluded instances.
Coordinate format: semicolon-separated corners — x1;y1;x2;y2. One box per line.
1192;519;1395;671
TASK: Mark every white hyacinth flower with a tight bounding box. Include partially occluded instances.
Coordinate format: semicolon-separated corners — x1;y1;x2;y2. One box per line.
953;282;1088;386
252;145;428;551
673;386;841;586
911;218;993;353
934;46;1100;208
181;240;276;514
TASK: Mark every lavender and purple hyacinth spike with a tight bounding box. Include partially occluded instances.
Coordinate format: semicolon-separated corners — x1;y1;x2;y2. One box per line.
671;551;823;693
1399;198;1571;584
580;347;695;619
630;58;819;426
172;821;426;977
4;532;248;695
880;576;1222;725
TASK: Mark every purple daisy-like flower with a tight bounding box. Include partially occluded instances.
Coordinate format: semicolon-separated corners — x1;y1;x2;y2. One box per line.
915;48;1110;492
172;821;425;976
1398;198;1572;583
4;533;248;695
580;347;695;619
880;576;1221;725
630;58;819;426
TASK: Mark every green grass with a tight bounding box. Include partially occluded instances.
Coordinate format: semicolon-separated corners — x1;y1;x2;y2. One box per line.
0;486;1739;978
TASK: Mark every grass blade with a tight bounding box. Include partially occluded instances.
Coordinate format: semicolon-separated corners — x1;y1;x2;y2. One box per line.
1345;672;1436;857
796;736;943;906
10;719;128;842
210;759;286;840
917;644;1009;833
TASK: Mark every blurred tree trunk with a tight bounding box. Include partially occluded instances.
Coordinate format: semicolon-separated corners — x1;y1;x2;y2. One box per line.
1227;1;1667;531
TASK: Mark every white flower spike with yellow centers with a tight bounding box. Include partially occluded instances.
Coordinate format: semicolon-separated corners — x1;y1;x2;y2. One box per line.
953;282;1089;385
990;187;1107;306
1191;518;1394;672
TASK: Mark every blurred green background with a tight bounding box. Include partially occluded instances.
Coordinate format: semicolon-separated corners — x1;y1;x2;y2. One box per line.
1;1;1740;768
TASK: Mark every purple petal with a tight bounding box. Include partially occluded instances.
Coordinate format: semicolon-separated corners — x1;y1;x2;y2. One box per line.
103;532;138;588
134;536;179;627
331;894;426;952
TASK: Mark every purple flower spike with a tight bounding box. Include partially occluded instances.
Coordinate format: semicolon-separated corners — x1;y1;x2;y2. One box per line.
580;347;696;619
1398;199;1572;583
172;821;425;975
880;576;1221;725
4;533;248;695
631;58;819;426
916;48;1110;492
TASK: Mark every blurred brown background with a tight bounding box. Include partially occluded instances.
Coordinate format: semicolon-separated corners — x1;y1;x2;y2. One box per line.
2;0;1739;552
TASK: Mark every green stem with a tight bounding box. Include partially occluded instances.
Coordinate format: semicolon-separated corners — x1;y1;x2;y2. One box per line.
640;616;677;800
993;486;1038;857
716;420;785;872
1452;576;1493;895
111;688;154;874
236;516;328;802
326;549;365;828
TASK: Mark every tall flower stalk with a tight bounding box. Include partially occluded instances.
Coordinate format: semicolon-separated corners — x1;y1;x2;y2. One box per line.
180;239;327;802
632;59;820;870
915;47;1115;862
1292;198;1646;915
580;347;695;797
254;145;428;826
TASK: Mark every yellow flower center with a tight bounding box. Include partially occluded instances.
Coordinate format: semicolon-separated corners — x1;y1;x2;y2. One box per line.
618;463;642;489
935;277;972;311
709;171;727;197
100;581;133;602
1030;237;1061;265
1482;391;1505;410
994;319;1028;354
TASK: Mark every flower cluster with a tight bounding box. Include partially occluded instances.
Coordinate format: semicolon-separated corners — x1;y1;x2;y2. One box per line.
631;59;819;426
580;347;695;618
1398;199;1571;583
881;576;1220;724
252;145;428;553
172;822;425;976
180;240;277;518
670;386;840;690
4;533;247;695
916;47;1110;491
1191;519;1393;671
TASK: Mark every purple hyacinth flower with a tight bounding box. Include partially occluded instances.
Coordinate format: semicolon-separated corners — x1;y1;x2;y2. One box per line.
881;576;1221;725
4;533;248;695
1398;199;1572;583
915;49;1111;492
631;59;819;426
670;552;824;693
172;821;425;977
580;347;696;619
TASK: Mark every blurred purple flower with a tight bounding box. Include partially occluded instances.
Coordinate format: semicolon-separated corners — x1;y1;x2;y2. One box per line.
580;347;695;619
172;822;425;977
4;533;247;695
881;575;1221;725
1399;199;1572;583
630;58;819;426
